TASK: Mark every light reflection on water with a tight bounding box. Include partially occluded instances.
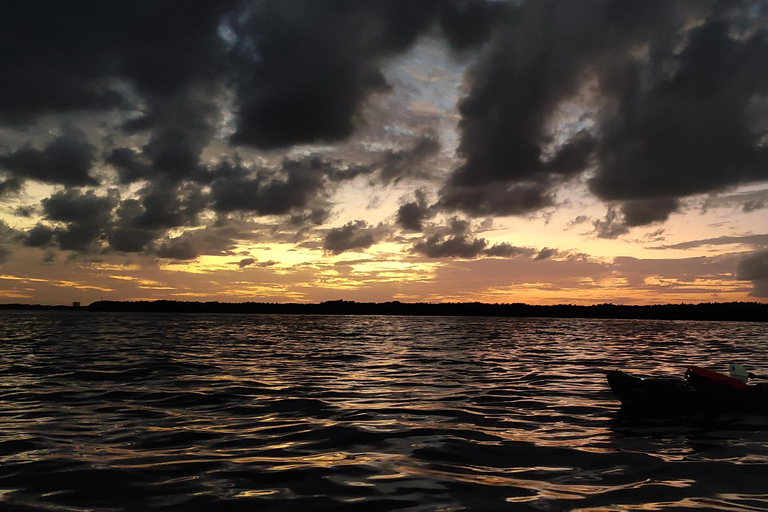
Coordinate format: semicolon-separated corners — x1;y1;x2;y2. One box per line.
0;312;767;511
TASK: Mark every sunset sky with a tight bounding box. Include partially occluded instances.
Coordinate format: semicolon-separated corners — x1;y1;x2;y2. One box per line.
2;0;768;306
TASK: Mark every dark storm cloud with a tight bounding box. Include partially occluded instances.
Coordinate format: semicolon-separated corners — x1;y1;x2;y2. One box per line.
396;189;433;232
378;133;441;184
1;1;235;191
42;189;119;252
105;182;208;253
14;206;37;218
621;198;680;227
0;0;498;190
105;148;152;185
440;0;610;215
0;2;124;124
410;234;488;259
737;250;768;297
592;207;630;240
0;177;23;198
0;130;97;186
118;90;221;183
227;0;496;149
592;198;681;239
33;183;236;259
238;257;255;268
8;0;768;262
325;132;442;185
0;2;234;122
210;157;327;215
43;189;117;226
484;243;535;258
438;0;768;228
24;224;55;248
589;16;768;203
138;223;248;260
108;226;159;254
535;247;558;261
323;220;377;255
288;208;332;228
0;221;22;262
155;240;198;260
0;220;23;244
132;183;207;230
437;180;555;217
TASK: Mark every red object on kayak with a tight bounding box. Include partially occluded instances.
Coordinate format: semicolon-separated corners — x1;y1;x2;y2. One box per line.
686;366;750;390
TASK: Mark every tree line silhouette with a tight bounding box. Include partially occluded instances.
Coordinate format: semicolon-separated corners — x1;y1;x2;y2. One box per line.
75;300;768;321
2;300;766;321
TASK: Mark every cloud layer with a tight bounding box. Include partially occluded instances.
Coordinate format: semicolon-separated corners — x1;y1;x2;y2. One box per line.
1;0;768;302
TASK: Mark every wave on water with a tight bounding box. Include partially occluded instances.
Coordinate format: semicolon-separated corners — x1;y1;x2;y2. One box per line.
1;312;768;511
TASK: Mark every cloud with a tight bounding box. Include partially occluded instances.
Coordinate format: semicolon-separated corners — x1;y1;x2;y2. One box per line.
238;257;255;268
663;234;768;251
0;220;21;262
592;207;628;240
227;0;503;150
33;186;198;258
0;177;23;198
288;208;332;228
396;189;433;232
118;89;221;183
738;250;768;297
108;226;159;254
325;132;442;185
210;157;327;216
126;182;207;230
378;132;441;184
3;0;768;302
0;220;22;241
0;130;97;186
42;189;119;252
323;220;378;255
396;214;541;261
155;239;198;260
410;233;488;259
535;248;558;261
590;15;768;203
702;188;768;213
0;2;233;124
437;180;555;217
105;148;152;185
24;224;55;248
592;198;680;239
432;1;768;222
621;198;680;227
228;1;435;149
484;243;535;258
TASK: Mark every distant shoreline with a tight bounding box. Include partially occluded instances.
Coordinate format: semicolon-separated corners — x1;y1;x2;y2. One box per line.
1;300;766;322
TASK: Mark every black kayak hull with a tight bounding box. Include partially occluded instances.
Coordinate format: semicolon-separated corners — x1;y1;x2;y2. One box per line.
607;370;768;415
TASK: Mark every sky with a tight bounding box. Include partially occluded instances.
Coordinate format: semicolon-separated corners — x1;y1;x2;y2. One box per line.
2;0;768;306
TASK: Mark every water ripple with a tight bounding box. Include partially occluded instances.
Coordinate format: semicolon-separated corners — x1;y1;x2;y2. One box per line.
1;312;768;511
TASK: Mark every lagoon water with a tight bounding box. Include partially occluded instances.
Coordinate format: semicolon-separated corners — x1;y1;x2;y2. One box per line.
1;311;768;511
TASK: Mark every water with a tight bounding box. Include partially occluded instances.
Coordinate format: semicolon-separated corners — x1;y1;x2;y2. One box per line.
1;312;768;511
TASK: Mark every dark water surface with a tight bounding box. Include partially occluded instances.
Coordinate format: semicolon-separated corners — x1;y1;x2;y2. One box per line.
1;312;768;511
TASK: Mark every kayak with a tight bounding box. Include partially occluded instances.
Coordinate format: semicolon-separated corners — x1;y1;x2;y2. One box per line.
606;366;768;415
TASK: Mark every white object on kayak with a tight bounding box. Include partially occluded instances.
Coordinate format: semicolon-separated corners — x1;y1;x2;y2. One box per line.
730;363;750;383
